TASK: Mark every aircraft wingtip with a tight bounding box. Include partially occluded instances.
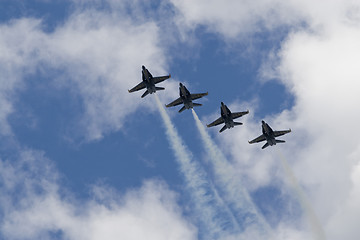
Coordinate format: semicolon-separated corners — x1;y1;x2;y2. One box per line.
128;89;130;93
169;74;171;78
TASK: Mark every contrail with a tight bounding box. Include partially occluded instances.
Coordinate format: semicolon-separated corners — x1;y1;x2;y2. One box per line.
154;94;240;239
276;150;326;240
192;109;272;238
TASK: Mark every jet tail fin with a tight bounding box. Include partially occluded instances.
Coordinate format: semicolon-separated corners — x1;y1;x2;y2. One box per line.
155;87;165;91
276;139;285;143
219;125;227;133
141;90;150;98
178;106;186;113
262;143;270;149
192;103;202;107
233;122;243;126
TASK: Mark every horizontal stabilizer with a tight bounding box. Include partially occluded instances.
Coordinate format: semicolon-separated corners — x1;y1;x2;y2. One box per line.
178;106;186;113
233;122;243;126
192;103;202;107
155;87;165;91
275;139;285;143
262;143;270;149
141;90;150;98
219;125;227;133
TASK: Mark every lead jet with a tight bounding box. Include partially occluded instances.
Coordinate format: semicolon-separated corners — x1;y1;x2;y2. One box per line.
207;102;249;133
165;83;208;113
248;120;291;149
128;65;171;98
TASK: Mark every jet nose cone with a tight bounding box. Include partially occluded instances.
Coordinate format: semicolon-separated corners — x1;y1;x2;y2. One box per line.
142;65;145;70
179;83;183;87
261;120;265;124
221;102;224;105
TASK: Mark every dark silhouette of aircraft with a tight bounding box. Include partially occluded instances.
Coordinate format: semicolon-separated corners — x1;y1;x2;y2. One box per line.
207;102;249;133
128;65;171;98
249;120;291;149
166;83;208;113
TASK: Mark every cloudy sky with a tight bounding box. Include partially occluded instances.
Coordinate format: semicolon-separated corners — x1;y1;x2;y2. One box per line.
0;0;360;239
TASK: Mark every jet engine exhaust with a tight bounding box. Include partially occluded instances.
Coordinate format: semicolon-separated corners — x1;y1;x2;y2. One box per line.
154;94;236;239
191;109;273;239
276;150;326;240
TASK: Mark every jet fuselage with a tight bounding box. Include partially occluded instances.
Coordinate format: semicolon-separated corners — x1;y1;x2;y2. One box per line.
261;120;277;146
179;83;194;109
221;102;235;129
142;65;157;94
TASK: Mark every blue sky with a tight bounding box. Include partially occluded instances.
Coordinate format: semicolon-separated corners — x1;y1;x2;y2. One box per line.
1;0;360;240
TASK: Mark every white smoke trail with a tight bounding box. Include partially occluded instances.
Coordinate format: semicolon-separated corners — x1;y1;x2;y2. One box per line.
154;94;239;239
276;150;326;240
192;109;273;238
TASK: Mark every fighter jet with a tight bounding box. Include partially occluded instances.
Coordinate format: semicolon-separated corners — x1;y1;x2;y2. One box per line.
207;102;249;133
128;65;171;98
165;83;208;113
248;120;291;149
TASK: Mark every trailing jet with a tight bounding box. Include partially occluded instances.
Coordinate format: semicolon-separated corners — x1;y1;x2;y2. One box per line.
248;120;291;149
128;65;171;98
165;83;208;113
207;102;249;133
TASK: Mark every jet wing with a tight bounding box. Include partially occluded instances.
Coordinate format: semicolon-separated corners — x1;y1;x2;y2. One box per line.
190;92;208;100
153;74;171;84
207;117;225;127
231;110;249;119
248;134;266;144
166;97;183;107
128;81;146;93
274;129;291;137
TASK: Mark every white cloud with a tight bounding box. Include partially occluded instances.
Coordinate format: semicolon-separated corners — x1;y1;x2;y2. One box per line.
0;19;42;136
171;0;360;40
2;0;360;239
0;2;178;141
170;0;302;39
269;22;360;240
0;149;196;240
172;0;360;239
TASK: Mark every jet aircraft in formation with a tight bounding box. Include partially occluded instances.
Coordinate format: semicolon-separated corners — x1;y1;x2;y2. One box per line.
128;65;171;98
166;83;208;113
129;65;291;149
248;120;291;149
207;102;249;133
